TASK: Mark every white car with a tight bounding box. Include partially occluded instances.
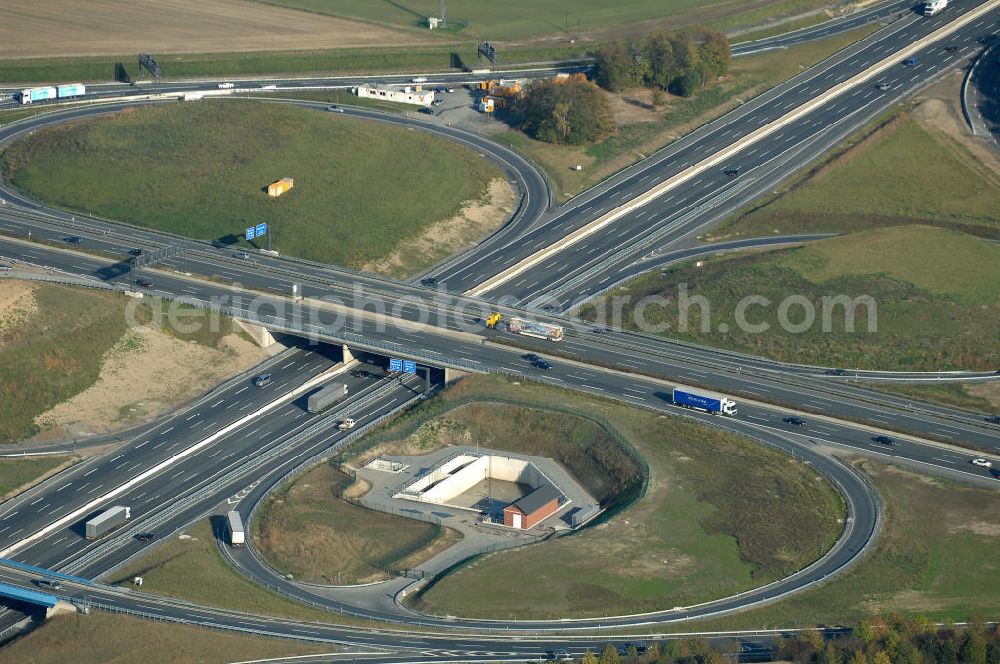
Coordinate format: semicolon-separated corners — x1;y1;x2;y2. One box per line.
218;82;235;89
338;418;356;430
972;458;992;468
412;77;428;83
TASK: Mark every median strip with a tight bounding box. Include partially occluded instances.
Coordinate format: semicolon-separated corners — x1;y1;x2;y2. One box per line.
465;0;1000;296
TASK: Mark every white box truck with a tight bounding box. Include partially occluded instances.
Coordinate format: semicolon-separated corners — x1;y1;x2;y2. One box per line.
924;0;947;15
226;511;245;546
85;506;131;540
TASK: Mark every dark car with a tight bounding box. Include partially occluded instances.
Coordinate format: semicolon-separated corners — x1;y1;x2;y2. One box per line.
988;415;1000;425
826;368;848;376
129;248;145;256
723;166;741;177
534;359;553;370
591;326;609;334
36;579;62;591
945;45;958;52
783;416;807;427
350;369;370;378
418;107;434;115
903;56;919;67
420;276;438;287
136;278;154;289
253;373;272;387
63;235;82;244
873;435;896;446
135;533;156;542
522;353;541;363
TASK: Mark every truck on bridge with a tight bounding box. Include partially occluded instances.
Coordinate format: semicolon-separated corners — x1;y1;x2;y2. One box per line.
85;506;131;540
672;388;738;416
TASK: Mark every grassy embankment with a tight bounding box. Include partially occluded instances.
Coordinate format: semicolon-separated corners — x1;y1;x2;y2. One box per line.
0;612;328;664
679;460;1000;630
0;100;500;272
255;462;461;585
257;0;836;40
0;456;74;498
334;374;845;619
579;225;1000;372
489;24;880;200
0;281;250;444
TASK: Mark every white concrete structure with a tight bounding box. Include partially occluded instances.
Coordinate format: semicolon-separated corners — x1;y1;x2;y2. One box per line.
355;84;435;107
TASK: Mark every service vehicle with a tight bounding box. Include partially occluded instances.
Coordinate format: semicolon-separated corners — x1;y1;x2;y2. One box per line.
672;388;738;416
508;317;564;342
307;382;349;413
85;506;131;540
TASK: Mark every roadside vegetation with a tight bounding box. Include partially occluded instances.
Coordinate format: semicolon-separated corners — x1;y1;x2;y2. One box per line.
579;226;1000;371
0;455;74;499
0;100;501;271
875;382;999;414
350;375;844;619
107;520;336;622
255;462;460;585
489;25;879;200
685;460;1000;629
0;612;329;664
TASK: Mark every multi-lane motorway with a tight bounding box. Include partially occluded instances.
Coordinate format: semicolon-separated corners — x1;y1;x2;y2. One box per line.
0;0;999;657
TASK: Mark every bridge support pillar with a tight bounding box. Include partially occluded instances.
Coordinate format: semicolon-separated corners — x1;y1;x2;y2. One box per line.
341;345;355;363
444;367;468;384
235;320;276;348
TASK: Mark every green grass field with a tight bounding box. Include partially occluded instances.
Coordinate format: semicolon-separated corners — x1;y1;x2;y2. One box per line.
255;462;457;584
489;25;879;200
255;0;834;40
0;455;73;497
712;112;1000;241
580;226;1000;371
875;382;996;413
107;520;338;622
377;375;843;619
0;612;328;664
681;461;1000;630
1;100;500;270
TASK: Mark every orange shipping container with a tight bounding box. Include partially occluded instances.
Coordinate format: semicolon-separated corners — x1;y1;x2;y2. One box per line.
267;177;294;197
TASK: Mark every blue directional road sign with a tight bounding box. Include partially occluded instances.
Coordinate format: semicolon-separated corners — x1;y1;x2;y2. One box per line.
245;226;256;240
389;358;403;372
255;223;267;237
403;360;417;374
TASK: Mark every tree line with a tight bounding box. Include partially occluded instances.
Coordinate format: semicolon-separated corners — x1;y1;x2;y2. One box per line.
512;74;614;145
594;29;731;97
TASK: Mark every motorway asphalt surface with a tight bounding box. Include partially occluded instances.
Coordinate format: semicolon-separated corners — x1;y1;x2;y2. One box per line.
433;0;1000;304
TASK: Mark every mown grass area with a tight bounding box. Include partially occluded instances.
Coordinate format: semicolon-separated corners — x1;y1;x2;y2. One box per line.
489;24;879;200
367;375;844;619
579;226;1000;371
107;520;337;622
0;283;127;444
0;612;328;664
255;0;834;41
682;461;1000;630
0;108;52;127
874;382;997;414
1;100;500;270
0;455;73;498
255;462;459;584
0;44;586;86
711;111;1000;241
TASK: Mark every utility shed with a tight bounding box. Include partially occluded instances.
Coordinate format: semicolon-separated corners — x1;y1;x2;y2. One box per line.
502;484;560;529
267;178;294;197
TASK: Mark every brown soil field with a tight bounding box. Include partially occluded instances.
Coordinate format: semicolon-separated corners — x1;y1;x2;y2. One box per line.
0;0;430;60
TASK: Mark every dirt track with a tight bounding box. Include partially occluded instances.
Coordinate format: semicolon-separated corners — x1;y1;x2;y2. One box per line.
1;0;430;60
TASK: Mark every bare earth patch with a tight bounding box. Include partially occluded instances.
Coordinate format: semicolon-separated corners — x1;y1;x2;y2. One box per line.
1;0;429;60
912;71;1000;174
967;380;1000;410
0;280;38;340
33;326;267;437
948;519;1000;537
362;178;516;278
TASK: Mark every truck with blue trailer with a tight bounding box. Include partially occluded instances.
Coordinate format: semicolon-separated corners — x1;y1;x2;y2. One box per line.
672;388;737;416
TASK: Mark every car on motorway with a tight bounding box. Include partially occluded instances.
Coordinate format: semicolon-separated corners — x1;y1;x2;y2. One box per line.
873;435;897;446
446;87;455;93
548;649;571;661
218;82;236;89
63;235;82;244
234;251;251;260
129;247;145;256
420;276;438;287
522;353;541;363
783;416;807;427
135;532;156;542
253;373;272;387
534;358;553;370
591;326;609;334
876;82;890;91
988;415;1000;424
35;579;62;591
945;45;958;52
723;166;741;177
338;418;356;430
327;105;344;113
972;458;993;468
903;56;919;67
136;278;154;289
826;368;849;376
350;369;370;378
412;77;428;83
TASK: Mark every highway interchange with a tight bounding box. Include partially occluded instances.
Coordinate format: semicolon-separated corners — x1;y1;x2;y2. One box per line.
1;0;1000;659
